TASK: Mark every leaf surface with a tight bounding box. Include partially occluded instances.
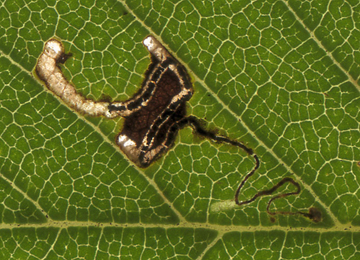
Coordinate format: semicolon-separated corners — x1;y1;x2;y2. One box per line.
0;0;359;259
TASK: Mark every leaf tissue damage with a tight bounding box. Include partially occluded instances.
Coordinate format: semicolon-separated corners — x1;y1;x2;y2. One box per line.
35;35;321;222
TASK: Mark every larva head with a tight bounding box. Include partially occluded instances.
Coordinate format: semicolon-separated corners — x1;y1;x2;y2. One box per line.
44;39;64;60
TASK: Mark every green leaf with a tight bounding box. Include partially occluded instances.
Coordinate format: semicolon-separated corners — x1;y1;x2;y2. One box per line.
0;0;359;259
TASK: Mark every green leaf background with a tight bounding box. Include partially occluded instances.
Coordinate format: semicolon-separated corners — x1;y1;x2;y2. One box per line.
0;0;359;259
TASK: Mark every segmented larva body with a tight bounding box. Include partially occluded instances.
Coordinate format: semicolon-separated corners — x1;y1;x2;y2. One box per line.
36;39;120;118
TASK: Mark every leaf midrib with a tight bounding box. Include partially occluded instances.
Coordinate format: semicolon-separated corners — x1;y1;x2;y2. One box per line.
1;220;357;232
